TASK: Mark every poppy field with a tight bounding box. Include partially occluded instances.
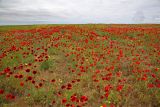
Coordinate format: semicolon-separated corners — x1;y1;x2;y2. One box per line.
0;24;160;107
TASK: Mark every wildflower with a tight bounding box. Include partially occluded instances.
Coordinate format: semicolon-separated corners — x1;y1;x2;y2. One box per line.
32;80;35;84
80;95;88;102
27;76;32;80
85;39;88;44
20;82;24;87
70;94;77;102
116;71;122;77
51;79;55;83
25;69;30;73
19;74;23;78
59;79;62;83
117;85;123;92
6;93;15;100
100;104;106;107
32;70;37;74
156;84;160;88
67;83;72;90
39;83;43;87
105;84;112;92
147;84;154;88
0;89;4;94
61;85;66;89
62;98;67;104
52;100;56;105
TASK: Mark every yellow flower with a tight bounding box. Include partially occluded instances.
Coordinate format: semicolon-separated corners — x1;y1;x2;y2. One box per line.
59;79;62;83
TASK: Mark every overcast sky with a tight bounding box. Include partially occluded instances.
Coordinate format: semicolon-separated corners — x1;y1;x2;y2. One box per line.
0;0;160;25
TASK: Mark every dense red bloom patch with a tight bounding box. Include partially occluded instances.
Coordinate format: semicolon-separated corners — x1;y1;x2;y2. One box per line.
80;95;88;102
6;94;15;100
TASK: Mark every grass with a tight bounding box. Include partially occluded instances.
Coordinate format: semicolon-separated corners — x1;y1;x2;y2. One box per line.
0;24;160;107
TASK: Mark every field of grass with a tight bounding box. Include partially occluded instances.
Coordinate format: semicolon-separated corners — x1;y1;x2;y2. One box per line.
0;24;160;107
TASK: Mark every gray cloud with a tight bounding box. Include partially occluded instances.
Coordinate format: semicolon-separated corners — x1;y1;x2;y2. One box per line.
0;0;160;25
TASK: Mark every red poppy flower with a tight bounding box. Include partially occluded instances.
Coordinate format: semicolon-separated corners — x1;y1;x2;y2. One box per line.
105;84;112;92
32;70;37;74
147;84;154;88
105;92;109;98
156;84;160;88
116;72;122;77
32;80;35;84
80;95;88;102
66;104;70;107
85;39;88;44
117;85;123;92
6;93;15;100
27;76;32;80
19;74;23;78
39;83;43;87
52;100;56;105
151;73;156;78
27;94;30;97
4;67;11;73
102;104;106;107
70;94;77;102
67;83;72;90
62;98;67;104
51;79;55;83
25;69;30;73
20;82;24;86
14;75;19;78
0;89;4;94
61;85;66;89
